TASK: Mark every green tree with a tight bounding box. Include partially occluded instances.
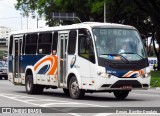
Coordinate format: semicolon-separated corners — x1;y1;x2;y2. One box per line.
105;0;151;35
15;0;104;25
105;0;160;70
132;0;160;70
15;0;160;69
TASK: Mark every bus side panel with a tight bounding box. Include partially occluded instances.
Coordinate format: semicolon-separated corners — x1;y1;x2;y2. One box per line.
20;55;40;73
21;73;25;84
20;55;40;84
21;54;58;86
33;55;58;86
8;55;13;82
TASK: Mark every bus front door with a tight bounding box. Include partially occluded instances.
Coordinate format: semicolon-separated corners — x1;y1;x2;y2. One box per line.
13;37;22;84
57;33;68;87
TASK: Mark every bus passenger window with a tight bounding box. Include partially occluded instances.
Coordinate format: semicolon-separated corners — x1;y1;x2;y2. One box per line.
52;32;58;53
38;33;52;54
25;34;38;54
68;30;77;55
22;35;25;54
9;35;13;55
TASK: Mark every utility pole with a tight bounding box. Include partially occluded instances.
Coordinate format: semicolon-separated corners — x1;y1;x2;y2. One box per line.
20;13;23;29
27;16;28;29
37;18;39;28
104;0;106;23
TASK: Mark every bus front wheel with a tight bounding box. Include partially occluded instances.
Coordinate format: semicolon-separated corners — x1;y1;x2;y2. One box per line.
69;76;85;99
63;88;69;95
25;75;44;94
113;91;129;99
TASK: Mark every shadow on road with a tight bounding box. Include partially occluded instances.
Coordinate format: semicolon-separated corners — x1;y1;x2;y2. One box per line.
15;90;146;102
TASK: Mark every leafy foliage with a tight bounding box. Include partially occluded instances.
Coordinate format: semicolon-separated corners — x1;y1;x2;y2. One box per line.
15;0;105;25
15;0;160;69
132;0;160;70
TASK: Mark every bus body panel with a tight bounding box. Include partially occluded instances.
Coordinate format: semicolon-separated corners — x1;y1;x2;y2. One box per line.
95;66;150;91
66;68;82;89
8;22;151;96
21;73;25;84
25;66;37;84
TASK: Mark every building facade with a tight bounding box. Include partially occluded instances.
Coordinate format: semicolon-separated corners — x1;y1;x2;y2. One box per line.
0;26;11;46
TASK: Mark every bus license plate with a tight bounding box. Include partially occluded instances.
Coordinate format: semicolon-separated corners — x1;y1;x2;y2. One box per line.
121;86;132;89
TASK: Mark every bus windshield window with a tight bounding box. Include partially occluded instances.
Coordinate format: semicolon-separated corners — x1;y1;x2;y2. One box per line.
93;28;147;61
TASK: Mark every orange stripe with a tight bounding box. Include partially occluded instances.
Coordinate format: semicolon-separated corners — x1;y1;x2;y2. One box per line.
54;71;58;78
48;56;58;75
123;70;144;78
139;70;144;76
34;57;54;71
123;71;135;77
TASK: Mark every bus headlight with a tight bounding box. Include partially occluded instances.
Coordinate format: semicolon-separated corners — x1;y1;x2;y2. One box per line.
145;72;151;78
3;70;7;73
142;72;151;78
97;72;111;78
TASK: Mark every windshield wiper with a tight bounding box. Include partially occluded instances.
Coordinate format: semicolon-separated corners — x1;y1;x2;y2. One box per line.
100;54;129;62
119;52;144;59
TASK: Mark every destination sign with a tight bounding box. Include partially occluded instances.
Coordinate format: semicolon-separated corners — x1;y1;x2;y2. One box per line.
99;29;131;36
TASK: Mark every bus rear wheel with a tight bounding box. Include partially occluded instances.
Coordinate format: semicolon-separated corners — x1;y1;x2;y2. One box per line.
69;76;85;99
25;75;44;94
113;91;129;99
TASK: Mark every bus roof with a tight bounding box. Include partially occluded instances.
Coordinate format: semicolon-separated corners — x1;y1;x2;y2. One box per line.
11;22;135;35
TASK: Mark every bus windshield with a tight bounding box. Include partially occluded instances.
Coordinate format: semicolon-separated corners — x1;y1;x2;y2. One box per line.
93;28;147;61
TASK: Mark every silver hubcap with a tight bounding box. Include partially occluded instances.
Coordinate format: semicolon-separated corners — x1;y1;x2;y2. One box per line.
71;81;79;96
27;80;31;91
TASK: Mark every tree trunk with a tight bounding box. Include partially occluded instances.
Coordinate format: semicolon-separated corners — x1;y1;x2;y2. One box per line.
152;34;159;70
152;33;158;56
158;46;160;70
153;20;160;70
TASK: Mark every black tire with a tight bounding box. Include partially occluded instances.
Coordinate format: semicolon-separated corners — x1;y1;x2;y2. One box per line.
36;85;44;94
0;76;2;80
69;76;85;99
113;91;129;100
25;75;44;94
63;88;69;95
5;76;8;80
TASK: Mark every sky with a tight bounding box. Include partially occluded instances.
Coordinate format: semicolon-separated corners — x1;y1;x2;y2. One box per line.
0;0;47;31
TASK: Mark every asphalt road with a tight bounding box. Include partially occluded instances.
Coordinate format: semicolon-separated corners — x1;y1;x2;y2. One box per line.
0;80;160;116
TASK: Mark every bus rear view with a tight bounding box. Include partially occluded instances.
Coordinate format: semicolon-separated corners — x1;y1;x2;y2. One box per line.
93;27;150;99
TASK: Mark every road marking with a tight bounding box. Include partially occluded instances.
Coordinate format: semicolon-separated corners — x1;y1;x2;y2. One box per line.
0;93;109;107
0;93;110;116
0;93;36;98
25;99;68;102
131;92;160;97
40;102;81;107
134;89;160;93
68;113;83;116
0;94;41;106
94;113;113;116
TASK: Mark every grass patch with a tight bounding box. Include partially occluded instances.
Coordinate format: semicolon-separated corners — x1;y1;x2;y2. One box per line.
151;71;160;87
